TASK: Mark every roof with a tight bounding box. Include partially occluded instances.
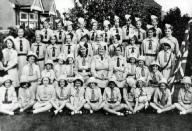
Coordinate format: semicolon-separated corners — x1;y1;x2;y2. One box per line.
144;0;162;8
41;0;53;12
9;0;34;6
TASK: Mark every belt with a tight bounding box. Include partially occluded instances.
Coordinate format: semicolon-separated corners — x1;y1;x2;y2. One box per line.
108;101;116;104
144;53;156;57
18;53;27;56
2;101;12;104
36;57;45;62
78;69;90;72
90;100;98;103
58;97;68;101
57;42;63;44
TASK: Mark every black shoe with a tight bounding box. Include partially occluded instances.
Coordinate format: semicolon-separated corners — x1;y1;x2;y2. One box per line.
14;111;20;115
26;110;33;114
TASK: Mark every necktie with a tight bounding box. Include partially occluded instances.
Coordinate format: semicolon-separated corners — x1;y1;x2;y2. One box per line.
82;57;86;66
91;32;95;41
105;32;107;42
141;67;145;77
126;25;129;36
29;65;33;76
138;30;141;39
164;51;167;62
4;89;8;102
148;40;152;50
140;88;144;96
131;65;134;74
131;47;134;53
160;91;166;106
59;31;62;40
20;40;23;51
52;47;56;57
76;88;79;97
68;45;71;54
111;88;115;102
36;44;40;57
45;30;47;39
91;89;95;101
152;72;157;83
154;29;157;37
101;56;104;61
60;87;64;97
117;57;120;67
116;28;119;34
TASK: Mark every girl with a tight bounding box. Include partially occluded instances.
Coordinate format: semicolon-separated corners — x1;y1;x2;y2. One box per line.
150;78;174;113
84;77;104;114
51;75;70;116
102;20;111;46
45;34;60;64
0;75;19;115
27;76;56;114
19;75;35;112
133;77;151;114
41;18;53;45
41;59;55;84
125;35;140;61
76;17;89;43
31;31;46;72
65;21;77;44
103;76;125;116
3;36;19;88
66;75;86;115
151;15;162;40
89;19;98;43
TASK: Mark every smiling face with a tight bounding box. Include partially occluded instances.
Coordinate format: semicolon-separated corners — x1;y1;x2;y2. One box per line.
43;77;49;86
6;39;13;49
109;81;116;88
136;21;142;29
92;23;97;31
50;36;56;44
67;25;73;32
138;60;144;67
66;35;72;43
104;25;109;31
165;28;172;37
138;80;144;88
28;56;35;64
98;46;105;56
45;64;52;70
80;46;87;56
36;34;41;43
97;35;102;42
68;57;73;64
60;79;66;87
159;83;166;90
130;58;136;63
58;59;64;65
4;80;11;88
57;22;62;30
75;80;82;88
18;29;24;38
115;46;121;56
148;30;154;38
152;65;158;72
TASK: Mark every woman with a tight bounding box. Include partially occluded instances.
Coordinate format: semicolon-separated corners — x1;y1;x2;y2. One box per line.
2;36;19;88
91;44;113;90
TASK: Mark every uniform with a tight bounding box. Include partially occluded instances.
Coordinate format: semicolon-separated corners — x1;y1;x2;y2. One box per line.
134;87;151;105
76;42;93;57
123;87;136;106
45;44;60;63
89;30;97;43
102;30;112;46
61;43;77;59
76;28;89;43
85;86;102;105
41;69;55;83
153;27;162;40
31;42;46;72
178;87;192;105
65;64;77;86
41;28;53;45
110;27;123;43
15;37;30;77
125;45;140;61
108;44;124;57
134;28;146;47
136;66;151;83
127;63;137;79
141;37;159;66
54;64;67;80
2;49;19;87
122;24;135;41
92;41;108;56
91;55;113;88
54;29;66;48
65;31;77;44
112;55;128;87
55;85;71;106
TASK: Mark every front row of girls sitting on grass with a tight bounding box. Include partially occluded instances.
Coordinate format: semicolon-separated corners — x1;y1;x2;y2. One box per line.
0;74;192;116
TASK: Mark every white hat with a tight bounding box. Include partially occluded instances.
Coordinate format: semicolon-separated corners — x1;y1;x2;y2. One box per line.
96;30;104;36
150;61;160;67
181;77;192;85
57;53;65;61
103;20;110;26
87;77;98;85
114;15;120;21
27;51;37;60
66;54;74;60
20;75;29;83
3;75;13;83
137;55;145;62
45;59;54;66
66;21;73;26
4;36;16;45
151;15;158;20
91;19;97;24
58;75;67;81
128;53;137;60
137;77;146;84
108;76;118;87
146;24;154;29
55;19;61;23
78;17;85;24
158;78;168;85
73;75;84;83
135;17;141;22
125;14;131;20
126;77;136;88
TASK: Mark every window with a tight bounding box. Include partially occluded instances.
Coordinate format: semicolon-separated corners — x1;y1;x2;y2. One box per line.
20;12;28;20
30;14;34;20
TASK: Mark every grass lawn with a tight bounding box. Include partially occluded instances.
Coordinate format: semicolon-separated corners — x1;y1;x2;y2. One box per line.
0;84;192;131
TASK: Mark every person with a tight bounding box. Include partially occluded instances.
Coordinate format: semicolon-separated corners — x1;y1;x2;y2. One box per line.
109;34;124;57
112;45;128;88
84;77;104;114
126;53;137;83
27;76;56;114
174;77;192;114
66;75;86;115
91;44;113;90
0;45;5;77
54;19;66;48
102;20;112;46
51;75;70;116
125;35;140;61
65;21;77;44
141;25;159;66
41;18;53;45
15;27;31;77
122;14;135;47
110;15;123;43
157;42;175;80
160;24;180;57
0;75;20;115
151;15;162;40
150;78;175;113
62;34;78;59
76;42;92;82
45;34;60;64
92;30;108;56
31;31;46;72
133;77;151;114
41;59;55;84
134;17;146;49
3;36;19;88
76;17;89;43
103;76;125;116
89;19;98;43
22;51;41;94
18;75;35;112
136;56;150;83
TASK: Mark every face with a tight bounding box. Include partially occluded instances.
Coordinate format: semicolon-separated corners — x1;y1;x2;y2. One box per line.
75;80;82;88
81;37;87;42
138;81;144;88
136;21;142;29
68;57;73;64
115;47;121;56
113;36;118;43
36;35;41;43
43;77;49;86
148;30;154;38
126;19;131;25
7;40;13;49
66;35;71;43
79;22;85;29
130;58;136;63
43;21;49;29
183;83;190;91
92;23;97;30
50;36;56;44
89;82;96;88
67;25;73;31
165;28;172;37
151;19;158;27
104;26;109;31
60;80;66;87
46;64;52;70
80;46;87;55
109;82;116;88
164;45;169;51
97;35;102;42
4;80;11;88
57;23;62;30
98;47;105;55
160;83;166;90
58;59;64;65
130;37;135;45
138;61;144;66
115;20;119;27
28;56;35;64
18;29;24;38
152;65;158;72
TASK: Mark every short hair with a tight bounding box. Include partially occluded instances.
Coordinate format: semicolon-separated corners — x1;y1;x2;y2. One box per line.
58;80;68;87
40;77;51;85
5;38;15;50
73;79;83;86
35;33;43;41
49;35;58;43
115;34;120;41
20;82;31;88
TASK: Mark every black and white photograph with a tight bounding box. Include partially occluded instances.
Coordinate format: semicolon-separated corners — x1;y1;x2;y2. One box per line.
0;0;192;130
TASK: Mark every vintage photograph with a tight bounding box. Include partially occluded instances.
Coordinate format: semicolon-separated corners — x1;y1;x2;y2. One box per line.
0;0;192;130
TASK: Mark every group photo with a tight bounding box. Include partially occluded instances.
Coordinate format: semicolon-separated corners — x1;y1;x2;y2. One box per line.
0;0;192;130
